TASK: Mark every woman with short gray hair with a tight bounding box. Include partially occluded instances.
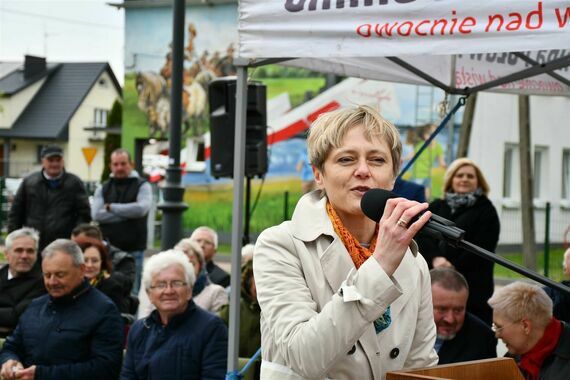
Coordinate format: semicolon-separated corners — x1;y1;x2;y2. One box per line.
122;250;228;379
488;281;570;380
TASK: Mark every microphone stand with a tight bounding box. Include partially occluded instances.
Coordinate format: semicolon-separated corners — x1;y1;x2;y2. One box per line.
428;224;570;295
458;240;570;295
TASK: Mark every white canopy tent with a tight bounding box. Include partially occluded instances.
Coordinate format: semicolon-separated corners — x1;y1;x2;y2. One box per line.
225;0;570;376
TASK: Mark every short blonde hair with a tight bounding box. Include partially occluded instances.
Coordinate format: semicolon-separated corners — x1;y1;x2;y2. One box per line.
443;158;490;196
307;105;402;178
488;281;552;329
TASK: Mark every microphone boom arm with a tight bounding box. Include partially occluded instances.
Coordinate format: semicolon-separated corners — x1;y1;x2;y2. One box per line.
458;240;570;296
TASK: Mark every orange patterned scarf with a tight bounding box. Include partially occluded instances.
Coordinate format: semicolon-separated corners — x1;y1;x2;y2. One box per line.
326;201;378;268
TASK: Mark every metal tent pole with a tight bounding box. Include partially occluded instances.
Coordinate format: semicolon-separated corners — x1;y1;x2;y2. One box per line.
226;60;249;377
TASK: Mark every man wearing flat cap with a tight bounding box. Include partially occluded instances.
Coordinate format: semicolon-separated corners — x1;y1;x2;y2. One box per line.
8;145;91;251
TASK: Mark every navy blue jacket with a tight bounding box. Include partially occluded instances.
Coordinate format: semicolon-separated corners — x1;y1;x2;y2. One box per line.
0;279;124;380
121;300;228;380
393;177;426;203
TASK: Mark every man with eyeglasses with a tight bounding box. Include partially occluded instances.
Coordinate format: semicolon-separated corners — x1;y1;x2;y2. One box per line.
0;228;45;338
190;226;230;288
121;250;228;379
430;267;497;364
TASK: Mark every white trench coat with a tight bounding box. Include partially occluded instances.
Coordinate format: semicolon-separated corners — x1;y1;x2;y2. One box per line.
253;192;438;380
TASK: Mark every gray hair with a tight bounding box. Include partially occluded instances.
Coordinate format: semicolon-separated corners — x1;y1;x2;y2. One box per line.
190;226;218;249
430;267;469;293
142;249;196;290
488;281;553;329
241;243;255;265
175;238;205;270
41;239;84;266
6;227;40;252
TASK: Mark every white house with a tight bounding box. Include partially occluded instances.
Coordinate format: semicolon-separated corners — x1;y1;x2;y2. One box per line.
0;55;122;182
468;93;570;246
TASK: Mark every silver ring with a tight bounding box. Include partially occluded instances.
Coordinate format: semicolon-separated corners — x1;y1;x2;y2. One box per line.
397;218;409;228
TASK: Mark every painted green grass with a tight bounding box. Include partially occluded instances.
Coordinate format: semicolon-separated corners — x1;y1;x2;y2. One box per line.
123;73;151;155
257;78;326;108
182;177;304;234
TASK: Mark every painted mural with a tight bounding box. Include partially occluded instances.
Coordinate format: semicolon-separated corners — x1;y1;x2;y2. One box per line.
123;3;456;236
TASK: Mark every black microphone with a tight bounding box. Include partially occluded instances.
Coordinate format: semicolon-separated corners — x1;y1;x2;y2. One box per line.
360;188;465;244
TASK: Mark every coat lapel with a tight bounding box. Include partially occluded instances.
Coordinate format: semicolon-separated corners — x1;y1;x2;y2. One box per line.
320;238;354;293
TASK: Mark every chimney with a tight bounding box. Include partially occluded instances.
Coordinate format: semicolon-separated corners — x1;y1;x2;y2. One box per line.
24;55;46;79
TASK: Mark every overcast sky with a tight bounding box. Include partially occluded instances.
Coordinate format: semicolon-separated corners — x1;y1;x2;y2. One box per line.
0;0;125;83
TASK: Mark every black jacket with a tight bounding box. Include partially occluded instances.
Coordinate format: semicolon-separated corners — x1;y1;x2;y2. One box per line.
0;279;124;379
206;261;230;288
535;322;570;380
438;312;497;364
0;265;46;336
8;170;91;251
108;243;136;292
96;274;131;314
544;281;570;324
416;195;500;325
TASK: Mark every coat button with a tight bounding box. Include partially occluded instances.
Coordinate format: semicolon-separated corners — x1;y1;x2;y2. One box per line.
389;348;399;359
347;345;356;355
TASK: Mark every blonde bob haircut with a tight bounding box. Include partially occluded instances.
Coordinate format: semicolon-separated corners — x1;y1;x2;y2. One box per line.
307;105;402;178
443;158;490;196
487;281;553;329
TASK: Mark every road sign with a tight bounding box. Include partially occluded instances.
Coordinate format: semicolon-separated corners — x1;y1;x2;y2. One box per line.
82;147;98;166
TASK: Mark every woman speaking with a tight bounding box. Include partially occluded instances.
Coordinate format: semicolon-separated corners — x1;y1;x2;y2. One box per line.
254;106;438;379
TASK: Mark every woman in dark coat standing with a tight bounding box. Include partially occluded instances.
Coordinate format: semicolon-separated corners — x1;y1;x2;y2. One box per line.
417;158;500;325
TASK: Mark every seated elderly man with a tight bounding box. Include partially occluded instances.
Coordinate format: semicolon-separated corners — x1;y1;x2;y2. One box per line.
0;239;124;380
0;228;46;338
489;281;570;380
431;267;496;364
121;250;228;380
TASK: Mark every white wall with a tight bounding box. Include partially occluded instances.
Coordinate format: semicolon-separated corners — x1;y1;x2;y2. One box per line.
0;78;46;127
469;93;570;245
67;70;120;181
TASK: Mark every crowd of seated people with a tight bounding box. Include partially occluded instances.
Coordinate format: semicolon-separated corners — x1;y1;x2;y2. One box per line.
2;219;570;380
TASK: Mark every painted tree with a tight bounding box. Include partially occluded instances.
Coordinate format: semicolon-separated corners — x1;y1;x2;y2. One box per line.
100;99;122;181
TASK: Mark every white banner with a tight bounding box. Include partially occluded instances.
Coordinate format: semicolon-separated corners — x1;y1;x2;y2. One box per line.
239;0;570;58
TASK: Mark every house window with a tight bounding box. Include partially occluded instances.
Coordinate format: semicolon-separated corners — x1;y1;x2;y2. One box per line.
503;144;519;199
91;108;108;140
563;149;570;200
93;109;108;128
533;146;548;200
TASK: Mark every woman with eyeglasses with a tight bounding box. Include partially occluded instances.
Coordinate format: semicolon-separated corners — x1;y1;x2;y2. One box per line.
488;281;570;380
137;239;228;318
121;250;228;380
